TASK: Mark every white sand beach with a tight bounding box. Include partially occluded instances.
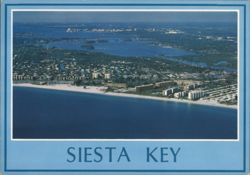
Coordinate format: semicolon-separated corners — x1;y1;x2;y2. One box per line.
13;83;237;109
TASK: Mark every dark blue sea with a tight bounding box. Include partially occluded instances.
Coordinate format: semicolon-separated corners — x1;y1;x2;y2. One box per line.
13;87;237;139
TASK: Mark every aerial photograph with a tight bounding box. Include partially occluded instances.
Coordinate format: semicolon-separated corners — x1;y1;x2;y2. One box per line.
13;11;238;139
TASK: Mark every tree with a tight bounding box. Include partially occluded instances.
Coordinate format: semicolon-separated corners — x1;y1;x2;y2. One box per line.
74;79;82;86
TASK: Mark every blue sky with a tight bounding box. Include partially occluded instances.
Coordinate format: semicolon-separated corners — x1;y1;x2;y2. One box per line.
14;11;237;23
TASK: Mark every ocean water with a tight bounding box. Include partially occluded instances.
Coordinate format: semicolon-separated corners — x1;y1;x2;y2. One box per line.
13;87;237;139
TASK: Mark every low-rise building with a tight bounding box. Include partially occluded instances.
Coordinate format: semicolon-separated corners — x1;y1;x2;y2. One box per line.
104;73;111;80
135;84;154;93
106;83;127;89
155;81;177;88
92;72;100;79
184;84;194;91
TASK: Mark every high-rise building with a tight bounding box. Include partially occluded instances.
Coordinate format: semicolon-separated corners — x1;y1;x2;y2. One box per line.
162;87;179;96
188;90;205;100
174;91;187;98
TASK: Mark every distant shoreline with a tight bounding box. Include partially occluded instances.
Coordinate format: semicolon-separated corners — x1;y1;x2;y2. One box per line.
13;83;237;110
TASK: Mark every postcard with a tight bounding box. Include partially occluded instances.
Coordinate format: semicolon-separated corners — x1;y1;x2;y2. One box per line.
1;0;249;174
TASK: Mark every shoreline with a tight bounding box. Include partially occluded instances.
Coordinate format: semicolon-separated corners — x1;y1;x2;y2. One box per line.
13;83;237;110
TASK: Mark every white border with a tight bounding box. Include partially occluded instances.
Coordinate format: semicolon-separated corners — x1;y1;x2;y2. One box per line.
10;9;240;142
